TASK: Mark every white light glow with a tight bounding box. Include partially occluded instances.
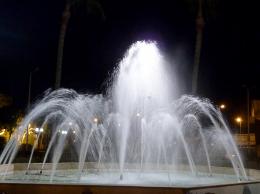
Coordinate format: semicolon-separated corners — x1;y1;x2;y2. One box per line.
61;130;68;135
220;104;226;109
93;118;98;123
236;117;242;123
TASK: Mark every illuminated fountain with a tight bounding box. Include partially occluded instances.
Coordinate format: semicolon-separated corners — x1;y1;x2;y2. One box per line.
0;41;249;187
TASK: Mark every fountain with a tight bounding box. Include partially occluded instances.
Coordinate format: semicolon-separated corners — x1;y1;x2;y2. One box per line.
0;41;259;194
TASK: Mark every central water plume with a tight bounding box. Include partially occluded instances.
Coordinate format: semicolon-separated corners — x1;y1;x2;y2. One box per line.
111;41;173;176
0;41;248;185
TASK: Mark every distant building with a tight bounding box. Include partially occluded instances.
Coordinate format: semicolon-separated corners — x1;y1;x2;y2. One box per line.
251;100;260;136
251;100;260;157
234;133;256;146
252;100;260;121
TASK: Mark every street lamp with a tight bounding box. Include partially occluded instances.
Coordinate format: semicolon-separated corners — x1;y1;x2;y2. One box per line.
35;128;44;133
61;130;68;135
220;104;226;110
35;127;44;150
235;117;242;134
93;117;99;124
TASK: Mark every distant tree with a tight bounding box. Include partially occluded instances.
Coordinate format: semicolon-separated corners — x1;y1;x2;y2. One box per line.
55;0;105;89
0;136;6;150
0;94;12;108
0;108;23;139
8;112;23;139
184;0;218;94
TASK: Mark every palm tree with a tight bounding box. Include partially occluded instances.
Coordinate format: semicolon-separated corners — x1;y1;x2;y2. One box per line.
191;0;204;95
55;0;105;89
185;0;218;94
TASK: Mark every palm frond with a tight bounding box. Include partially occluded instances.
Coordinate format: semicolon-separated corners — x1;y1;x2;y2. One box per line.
87;0;106;20
183;0;219;20
71;0;105;21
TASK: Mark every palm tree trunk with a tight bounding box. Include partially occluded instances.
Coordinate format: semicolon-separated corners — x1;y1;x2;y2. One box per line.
192;0;204;94
55;3;71;89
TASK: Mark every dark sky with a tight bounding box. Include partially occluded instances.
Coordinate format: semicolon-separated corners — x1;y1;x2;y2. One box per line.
0;0;259;113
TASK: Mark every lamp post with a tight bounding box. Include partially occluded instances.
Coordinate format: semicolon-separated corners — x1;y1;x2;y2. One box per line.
245;87;250;147
27;67;39;110
26;67;39;151
235;117;242;134
242;85;250;147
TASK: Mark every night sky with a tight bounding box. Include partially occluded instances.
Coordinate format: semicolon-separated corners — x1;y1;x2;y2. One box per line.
0;0;259;115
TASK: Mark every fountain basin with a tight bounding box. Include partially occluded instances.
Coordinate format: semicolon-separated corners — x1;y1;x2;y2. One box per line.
0;163;259;187
1;162;260;194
